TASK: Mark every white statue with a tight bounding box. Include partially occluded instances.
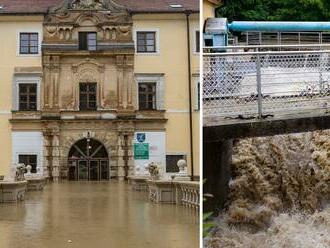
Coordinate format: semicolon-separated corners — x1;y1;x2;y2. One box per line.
26;165;32;175
173;159;190;181
177;159;188;175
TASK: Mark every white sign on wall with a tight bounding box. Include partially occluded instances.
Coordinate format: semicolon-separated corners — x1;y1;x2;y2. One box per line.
133;131;166;175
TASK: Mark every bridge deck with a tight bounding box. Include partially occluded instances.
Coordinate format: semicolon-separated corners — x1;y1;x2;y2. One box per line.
204;111;330;141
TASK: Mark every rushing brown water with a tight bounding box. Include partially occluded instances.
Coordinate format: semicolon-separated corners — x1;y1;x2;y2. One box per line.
0;182;199;248
206;130;330;248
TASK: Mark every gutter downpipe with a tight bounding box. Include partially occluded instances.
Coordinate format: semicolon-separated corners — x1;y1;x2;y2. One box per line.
185;10;195;181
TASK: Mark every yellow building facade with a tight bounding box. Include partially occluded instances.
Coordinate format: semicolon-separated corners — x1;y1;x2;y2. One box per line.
203;0;220;21
0;0;199;181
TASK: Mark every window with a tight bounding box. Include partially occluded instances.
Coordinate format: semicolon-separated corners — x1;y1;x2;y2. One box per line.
197;81;200;110
19;84;37;111
139;83;157;110
79;83;97;110
20;33;38;54
137;31;156;53
18;155;37;173
79;32;97;51
195;30;200;53
166;155;185;173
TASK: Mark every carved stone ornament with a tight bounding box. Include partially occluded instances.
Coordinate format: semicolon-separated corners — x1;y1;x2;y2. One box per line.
49;0;128;13
72;0;104;10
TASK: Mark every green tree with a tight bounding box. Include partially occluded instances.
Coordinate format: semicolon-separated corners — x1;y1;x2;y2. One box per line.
217;0;330;21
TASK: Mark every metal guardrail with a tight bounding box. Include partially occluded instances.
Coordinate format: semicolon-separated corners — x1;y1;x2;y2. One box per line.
203;44;330;53
203;48;330;119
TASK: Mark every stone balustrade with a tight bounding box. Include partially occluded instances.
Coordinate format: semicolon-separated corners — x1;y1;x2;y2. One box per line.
147;180;174;204
136;179;200;210
0;181;27;203
26;178;46;191
127;175;148;192
174;181;200;210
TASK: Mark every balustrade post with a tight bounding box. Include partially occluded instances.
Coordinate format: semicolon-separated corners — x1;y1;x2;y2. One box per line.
256;54;263;118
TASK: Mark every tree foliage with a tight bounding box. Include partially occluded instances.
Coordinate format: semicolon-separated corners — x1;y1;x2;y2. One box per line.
217;0;330;21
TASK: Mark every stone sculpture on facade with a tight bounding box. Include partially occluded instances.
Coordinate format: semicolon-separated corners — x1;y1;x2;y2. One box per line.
173;159;190;181
146;162;161;181
15;163;27;181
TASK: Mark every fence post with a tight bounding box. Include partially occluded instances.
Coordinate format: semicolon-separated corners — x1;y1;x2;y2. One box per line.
256;54;263;118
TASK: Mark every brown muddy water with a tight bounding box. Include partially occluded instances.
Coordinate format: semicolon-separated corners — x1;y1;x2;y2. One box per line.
206;130;330;248
0;181;199;248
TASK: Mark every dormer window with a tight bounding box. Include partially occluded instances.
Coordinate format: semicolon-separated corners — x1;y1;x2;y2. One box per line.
79;32;97;51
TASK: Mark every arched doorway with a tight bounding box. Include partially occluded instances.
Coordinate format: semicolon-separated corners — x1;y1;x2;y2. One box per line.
68;138;109;181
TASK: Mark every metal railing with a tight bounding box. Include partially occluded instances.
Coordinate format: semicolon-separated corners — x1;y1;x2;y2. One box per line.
203;44;330;53
241;31;330;47
203;47;330;119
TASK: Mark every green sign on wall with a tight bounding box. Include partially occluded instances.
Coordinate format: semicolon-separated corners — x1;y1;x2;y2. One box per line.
134;143;149;159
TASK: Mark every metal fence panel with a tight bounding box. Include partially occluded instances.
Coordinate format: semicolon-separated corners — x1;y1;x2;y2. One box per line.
203;51;330;118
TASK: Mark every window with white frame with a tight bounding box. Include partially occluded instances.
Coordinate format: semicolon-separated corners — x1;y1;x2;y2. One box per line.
138;82;157;110
197;81;200;110
195;30;200;53
13;76;41;111
136;74;164;110
194;76;200;110
19;83;37;111
19;33;39;54
135;29;159;54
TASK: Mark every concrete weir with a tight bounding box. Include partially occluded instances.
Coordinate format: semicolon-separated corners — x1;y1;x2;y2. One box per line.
0;181;27;203
204;139;232;212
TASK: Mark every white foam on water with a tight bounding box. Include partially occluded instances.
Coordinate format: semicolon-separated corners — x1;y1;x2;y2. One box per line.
206;130;330;248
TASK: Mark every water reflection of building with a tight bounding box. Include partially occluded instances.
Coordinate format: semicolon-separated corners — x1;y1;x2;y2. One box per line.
0;0;199;181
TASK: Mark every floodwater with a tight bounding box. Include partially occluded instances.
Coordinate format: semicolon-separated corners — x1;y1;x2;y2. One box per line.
0;182;199;248
206;130;330;248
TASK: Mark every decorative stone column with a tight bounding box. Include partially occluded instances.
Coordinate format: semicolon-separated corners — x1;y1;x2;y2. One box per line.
42;125;61;182
51;128;61;182
116;55;125;109
117;123;135;181
52;56;60;109
43;55;60;110
117;135;125;181
43;56;51;109
127;132;134;176
125;55;134;110
42;129;52;179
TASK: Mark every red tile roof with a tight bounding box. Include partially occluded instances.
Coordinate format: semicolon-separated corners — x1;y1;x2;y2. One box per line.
0;0;199;14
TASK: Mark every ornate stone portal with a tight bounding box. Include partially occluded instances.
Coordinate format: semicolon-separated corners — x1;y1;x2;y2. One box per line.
9;0;166;181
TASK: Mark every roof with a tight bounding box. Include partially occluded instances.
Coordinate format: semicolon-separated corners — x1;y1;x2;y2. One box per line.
206;0;221;5
0;0;199;15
